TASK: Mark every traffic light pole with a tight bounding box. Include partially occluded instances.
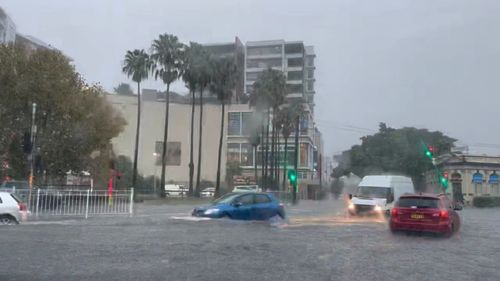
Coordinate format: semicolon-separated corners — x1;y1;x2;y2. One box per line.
292;116;299;205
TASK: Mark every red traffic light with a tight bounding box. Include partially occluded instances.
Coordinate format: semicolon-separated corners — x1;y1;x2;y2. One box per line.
443;171;449;179
428;146;435;153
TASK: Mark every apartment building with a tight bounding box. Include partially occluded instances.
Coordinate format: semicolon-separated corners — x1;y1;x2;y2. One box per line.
244;40;316;110
0;7;16;44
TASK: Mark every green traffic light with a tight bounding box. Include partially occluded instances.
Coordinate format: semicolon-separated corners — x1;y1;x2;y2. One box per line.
288;169;297;183
439;176;448;188
425;151;432;158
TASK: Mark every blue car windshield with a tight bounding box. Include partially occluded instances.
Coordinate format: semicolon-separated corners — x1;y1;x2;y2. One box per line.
212;193;241;205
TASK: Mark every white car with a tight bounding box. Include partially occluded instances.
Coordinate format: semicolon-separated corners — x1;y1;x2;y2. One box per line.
0;192;25;225
164;184;188;197
233;185;261;193
200;187;215;198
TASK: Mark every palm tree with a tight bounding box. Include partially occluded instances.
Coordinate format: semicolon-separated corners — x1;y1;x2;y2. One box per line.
210;57;238;196
276;101;304;191
182;42;204;196
251;68;286;189
248;112;262;184
150;34;185;197
249;77;271;188
122;49;151;197
194;49;212;197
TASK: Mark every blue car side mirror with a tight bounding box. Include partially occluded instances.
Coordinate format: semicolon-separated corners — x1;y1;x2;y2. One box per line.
233;202;242;208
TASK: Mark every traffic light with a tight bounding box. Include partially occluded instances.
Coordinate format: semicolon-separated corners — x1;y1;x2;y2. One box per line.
439;174;449;188
424;145;433;159
287;169;297;185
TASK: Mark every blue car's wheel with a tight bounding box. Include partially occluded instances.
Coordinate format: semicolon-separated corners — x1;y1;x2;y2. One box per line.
223;212;232;219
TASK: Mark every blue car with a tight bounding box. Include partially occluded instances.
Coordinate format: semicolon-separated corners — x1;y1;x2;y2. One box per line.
192;192;285;220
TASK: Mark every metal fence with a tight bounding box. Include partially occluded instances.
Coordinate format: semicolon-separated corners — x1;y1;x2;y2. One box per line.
267;191;308;203
1;188;134;218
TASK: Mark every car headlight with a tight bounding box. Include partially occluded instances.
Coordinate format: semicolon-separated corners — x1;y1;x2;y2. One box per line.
374;205;382;212
348;203;355;210
204;208;220;215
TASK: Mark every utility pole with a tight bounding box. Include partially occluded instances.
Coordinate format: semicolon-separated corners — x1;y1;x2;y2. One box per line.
293;115;299;205
28;102;37;207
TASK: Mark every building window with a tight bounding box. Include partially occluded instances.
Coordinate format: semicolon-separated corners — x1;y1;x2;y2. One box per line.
488;173;499;184
241;112;253;136
288;58;303;67
245;85;254;94
227;143;240;163
287;71;303;81
247;45;282;56
155;141;181;166
299;115;309;135
300;143;308;167
246;72;259;81
247;58;282;69
472;171;484;194
286;84;303;94
307;69;314;79
241;143;254;166
306;80;314;91
228;112;241;136
306;56;314;67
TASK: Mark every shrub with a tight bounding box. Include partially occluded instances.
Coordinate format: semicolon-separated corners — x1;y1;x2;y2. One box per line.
473;196;500;208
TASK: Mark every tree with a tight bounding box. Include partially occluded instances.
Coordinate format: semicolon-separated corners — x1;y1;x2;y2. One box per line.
0;45;125;183
337;123;456;190
182;42;208;197
150;34;185;197
182;42;198;196
195;47;212;197
122;49;151;198
210;57;238;196
113;83;134;96
248;112;262;184
276;101;305;191
251;68;286;190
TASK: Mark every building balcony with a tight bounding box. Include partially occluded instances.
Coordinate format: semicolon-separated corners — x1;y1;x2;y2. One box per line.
286;93;303;99
286;66;303;71
246;66;282;72
246;53;283;60
285;53;303;59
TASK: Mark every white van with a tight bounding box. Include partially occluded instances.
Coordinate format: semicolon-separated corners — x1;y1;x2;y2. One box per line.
348;175;414;215
164;184;187;197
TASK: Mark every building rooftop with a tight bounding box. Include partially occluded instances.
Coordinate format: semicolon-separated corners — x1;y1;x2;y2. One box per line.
305;46;315;56
436;153;500;166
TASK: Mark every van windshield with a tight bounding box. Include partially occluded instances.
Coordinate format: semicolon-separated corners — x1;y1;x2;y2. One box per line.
355;186;391;199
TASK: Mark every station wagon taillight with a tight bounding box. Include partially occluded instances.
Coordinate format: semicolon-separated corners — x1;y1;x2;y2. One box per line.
19;202;27;211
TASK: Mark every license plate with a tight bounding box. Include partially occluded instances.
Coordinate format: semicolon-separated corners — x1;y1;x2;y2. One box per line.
411;213;424;219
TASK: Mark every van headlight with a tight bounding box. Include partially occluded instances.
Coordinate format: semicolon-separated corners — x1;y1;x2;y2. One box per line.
374;205;382;212
204;208;220;215
348;203;355;210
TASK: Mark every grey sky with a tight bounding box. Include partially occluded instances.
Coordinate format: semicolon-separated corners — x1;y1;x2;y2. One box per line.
2;0;500;156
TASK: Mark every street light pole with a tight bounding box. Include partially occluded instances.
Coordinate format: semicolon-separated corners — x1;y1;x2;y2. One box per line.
153;153;159;196
28;102;37;207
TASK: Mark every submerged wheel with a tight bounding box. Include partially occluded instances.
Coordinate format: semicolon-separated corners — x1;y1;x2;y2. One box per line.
0;215;18;225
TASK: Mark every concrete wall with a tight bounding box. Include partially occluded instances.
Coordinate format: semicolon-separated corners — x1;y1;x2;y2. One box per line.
107;94;227;184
